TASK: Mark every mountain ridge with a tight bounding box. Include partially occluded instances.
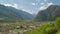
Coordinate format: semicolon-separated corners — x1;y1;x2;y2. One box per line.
0;4;34;22
35;5;60;21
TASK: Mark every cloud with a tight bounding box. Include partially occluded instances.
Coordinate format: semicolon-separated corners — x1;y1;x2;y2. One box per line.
22;9;27;11
39;5;47;10
31;3;36;6
38;2;54;11
3;3;18;9
3;3;34;14
22;9;33;14
47;3;54;6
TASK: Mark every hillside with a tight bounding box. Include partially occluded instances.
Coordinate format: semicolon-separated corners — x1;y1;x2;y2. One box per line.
35;5;60;21
0;4;34;22
24;18;60;34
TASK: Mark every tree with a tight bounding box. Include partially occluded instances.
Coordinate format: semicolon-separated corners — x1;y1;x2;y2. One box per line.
54;17;60;28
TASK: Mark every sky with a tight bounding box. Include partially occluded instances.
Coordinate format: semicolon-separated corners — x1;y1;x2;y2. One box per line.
0;0;60;14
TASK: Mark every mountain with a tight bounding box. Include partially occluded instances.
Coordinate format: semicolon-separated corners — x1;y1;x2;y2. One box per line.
7;6;34;20
0;4;34;22
35;5;60;21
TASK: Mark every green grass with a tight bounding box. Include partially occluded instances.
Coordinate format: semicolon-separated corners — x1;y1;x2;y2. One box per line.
24;18;60;34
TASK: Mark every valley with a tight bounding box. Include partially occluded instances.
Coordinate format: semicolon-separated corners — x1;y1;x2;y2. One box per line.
0;2;60;34
0;21;42;34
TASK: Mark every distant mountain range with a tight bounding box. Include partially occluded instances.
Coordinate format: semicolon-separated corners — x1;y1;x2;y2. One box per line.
0;4;60;22
0;4;34;22
35;5;60;21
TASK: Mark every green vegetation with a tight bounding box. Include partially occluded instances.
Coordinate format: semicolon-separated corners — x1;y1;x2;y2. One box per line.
24;17;60;34
54;17;60;28
0;4;34;22
35;5;60;21
0;4;60;34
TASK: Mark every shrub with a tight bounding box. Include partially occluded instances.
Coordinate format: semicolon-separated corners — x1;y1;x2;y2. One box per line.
45;26;57;34
55;31;60;34
54;17;60;28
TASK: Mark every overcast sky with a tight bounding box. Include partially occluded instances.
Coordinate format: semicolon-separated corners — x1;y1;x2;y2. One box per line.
0;0;60;14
